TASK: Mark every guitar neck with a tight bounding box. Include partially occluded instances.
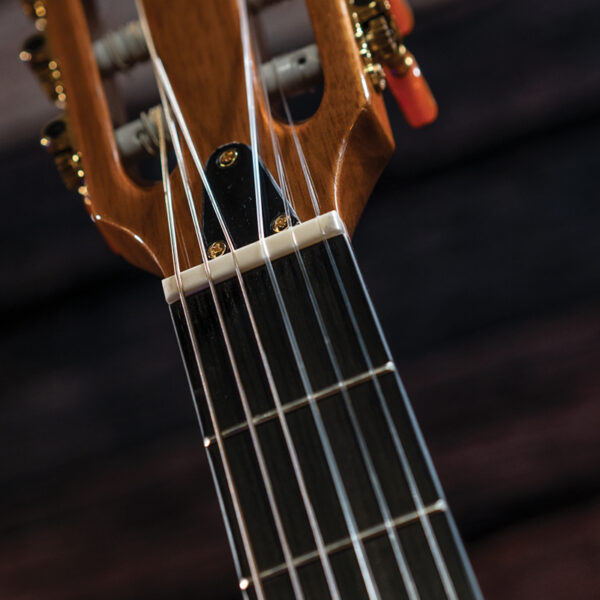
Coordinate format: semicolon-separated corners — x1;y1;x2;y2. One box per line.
166;214;482;599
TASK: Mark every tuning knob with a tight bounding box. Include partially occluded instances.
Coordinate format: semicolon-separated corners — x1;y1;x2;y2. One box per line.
19;33;66;106
40;118;86;196
386;0;414;35
384;48;438;128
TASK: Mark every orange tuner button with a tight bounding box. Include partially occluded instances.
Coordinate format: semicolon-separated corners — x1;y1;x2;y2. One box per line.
387;0;415;36
384;54;438;128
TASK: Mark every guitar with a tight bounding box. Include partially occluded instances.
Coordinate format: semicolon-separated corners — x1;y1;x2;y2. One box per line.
21;0;483;598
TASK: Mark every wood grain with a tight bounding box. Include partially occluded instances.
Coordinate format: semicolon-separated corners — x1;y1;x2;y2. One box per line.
3;0;599;598
45;0;394;277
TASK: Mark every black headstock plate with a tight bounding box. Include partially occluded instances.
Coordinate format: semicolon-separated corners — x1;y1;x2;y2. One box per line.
202;143;298;250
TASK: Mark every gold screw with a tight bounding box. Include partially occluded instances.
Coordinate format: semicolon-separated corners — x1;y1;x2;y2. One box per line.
208;240;227;259
271;214;290;233
217;148;238;168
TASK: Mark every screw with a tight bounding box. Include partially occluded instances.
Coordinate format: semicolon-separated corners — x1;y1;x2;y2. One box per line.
271;214;290;233
217;148;238;168
208;240;227;259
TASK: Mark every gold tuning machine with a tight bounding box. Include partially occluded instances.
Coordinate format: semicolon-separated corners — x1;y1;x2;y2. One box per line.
19;32;66;106
348;0;438;128
21;0;47;31
40;118;87;197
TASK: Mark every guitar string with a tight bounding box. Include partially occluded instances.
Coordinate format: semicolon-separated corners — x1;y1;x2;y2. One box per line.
157;3;418;596
153;5;383;598
234;4;344;598
138;1;339;598
150;33;311;600
136;3;284;597
141;2;456;598
276;88;458;599
154;103;252;600
237;3;380;599
253;42;420;600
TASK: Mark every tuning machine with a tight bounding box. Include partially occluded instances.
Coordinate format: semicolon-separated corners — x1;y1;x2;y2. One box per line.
21;0;47;31
19;32;66;106
40;118;87;197
348;0;437;128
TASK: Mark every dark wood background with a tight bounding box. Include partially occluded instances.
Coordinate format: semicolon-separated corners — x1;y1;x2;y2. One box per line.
1;0;599;598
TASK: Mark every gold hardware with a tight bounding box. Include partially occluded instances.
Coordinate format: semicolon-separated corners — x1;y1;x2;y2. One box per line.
217;148;239;168
40;118;86;195
271;214;291;233
347;0;412;89
21;0;47;30
20;33;66;105
208;240;227;258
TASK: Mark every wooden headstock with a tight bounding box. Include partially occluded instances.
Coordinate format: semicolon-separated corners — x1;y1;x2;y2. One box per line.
27;0;435;278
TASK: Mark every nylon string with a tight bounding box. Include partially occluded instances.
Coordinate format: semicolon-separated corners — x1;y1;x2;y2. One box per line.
139;0;456;597
250;22;421;600
276;84;458;599
153;99;253;599
237;2;382;599
136;2;338;597
257;71;421;600
136;3;286;598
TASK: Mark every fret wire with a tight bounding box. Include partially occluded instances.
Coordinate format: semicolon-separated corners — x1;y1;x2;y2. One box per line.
246;499;448;587
204;362;396;444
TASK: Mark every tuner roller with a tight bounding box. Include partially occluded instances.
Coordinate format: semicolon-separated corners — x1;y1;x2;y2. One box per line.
115;107;170;163
40;118;87;195
114;44;322;164
261;44;322;100
93;21;149;78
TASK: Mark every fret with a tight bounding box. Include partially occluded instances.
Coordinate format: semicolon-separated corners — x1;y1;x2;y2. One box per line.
249;499;448;585
204;361;396;444
170;231;482;599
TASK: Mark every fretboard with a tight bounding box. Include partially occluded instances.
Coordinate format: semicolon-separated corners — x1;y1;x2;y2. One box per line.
167;219;482;599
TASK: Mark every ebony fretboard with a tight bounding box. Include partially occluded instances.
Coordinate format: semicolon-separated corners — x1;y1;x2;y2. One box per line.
170;234;482;599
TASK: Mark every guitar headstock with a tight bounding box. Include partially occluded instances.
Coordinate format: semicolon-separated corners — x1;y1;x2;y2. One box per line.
21;0;436;278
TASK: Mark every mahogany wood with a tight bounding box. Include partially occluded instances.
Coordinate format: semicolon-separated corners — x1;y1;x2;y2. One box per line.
45;0;394;278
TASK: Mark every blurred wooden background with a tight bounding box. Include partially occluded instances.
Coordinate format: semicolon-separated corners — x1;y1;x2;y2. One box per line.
0;0;599;598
